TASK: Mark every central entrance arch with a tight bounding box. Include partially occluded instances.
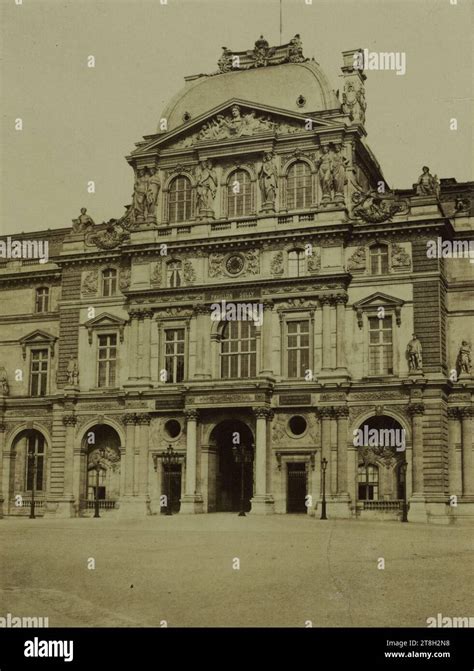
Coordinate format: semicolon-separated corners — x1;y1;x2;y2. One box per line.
210;420;254;512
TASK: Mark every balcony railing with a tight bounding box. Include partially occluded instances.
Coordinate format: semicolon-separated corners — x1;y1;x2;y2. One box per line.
10;497;45;509
362;500;403;511
80;499;118;510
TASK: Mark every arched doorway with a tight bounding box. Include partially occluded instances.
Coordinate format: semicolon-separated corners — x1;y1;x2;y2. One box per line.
355;415;406;507
210;420;254;512
82;425;121;512
10;429;47;514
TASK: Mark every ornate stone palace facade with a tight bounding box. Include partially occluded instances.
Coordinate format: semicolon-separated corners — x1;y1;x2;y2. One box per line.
0;36;473;523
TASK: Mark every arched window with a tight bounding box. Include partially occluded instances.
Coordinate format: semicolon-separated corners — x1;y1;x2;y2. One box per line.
167;260;182;288
358;464;379;501
168;176;192;223
287;161;311;210
25;431;46;492
227;170;252;218
102;268;117;297
288;249;305;277
369;244;389;275
35;287;50;313
220;320;256;379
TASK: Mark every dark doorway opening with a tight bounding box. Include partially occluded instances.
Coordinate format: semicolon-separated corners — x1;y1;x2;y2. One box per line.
214;420;254;512
161;464;182;513
287;462;307;513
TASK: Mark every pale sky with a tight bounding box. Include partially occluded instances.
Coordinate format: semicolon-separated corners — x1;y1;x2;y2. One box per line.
1;0;472;235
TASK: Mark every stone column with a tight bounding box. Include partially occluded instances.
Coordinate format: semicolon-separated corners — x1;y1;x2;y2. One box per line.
136;414;151;506
408;404;425;496
447;407;461;496
320;297;332;371
0;422;6;517
127;311;139;380
334;406;349;495
180;410;203;513
140;311;152;382
260;302;274;376
122;414;136;497
194;306;211;379
335;295;348;370
319;407;333;498
62;415;77;513
460;407;473;497
250;408;274;514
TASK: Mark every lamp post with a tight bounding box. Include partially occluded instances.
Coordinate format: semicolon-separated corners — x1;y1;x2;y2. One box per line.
161;444;180;515
92;447;105;519
232;443;253;517
401;459;408;523
320;457;328;520
28;449;37;519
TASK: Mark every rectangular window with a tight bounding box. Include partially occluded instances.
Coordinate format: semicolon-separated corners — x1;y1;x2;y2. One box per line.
97;334;117;387
287;320;310;378
26;434;45;492
368;316;393;375
35;288;49;313
164;328;185;383
30;349;49;396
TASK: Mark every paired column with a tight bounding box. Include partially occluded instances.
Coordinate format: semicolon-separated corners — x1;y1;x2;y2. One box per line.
335;296;347;370
136;413;151;498
194;306;211;379
460;407;473;497
0;422;5;515
447;407;461;496
320;297;332;371
181;410;203;513
408;404;425;497
334;406;349;496
122;413;136;496
127;310;140;380
139;312;152;381
319;407;333;496
250;408;274;514
62;414;77;500
260;302;274;376
127;309;153;384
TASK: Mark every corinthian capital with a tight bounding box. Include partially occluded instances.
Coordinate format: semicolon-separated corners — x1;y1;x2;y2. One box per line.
253;407;274;420
62;414;77;426
408;403;425;417
185;409;199;421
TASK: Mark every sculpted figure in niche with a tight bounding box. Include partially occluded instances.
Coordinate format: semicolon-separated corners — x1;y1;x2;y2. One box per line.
72;208;95;234
66;356;79;386
416;166;440;197
0;365;9;395
316;146;334;201
456;341;472;378
259;152;277;207
132;168;149;221
195;160;218;216
145;167;161;220
332;146;349;198
407;334;423;372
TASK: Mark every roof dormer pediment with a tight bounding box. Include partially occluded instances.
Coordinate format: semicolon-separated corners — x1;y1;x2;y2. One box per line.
82;312;126;344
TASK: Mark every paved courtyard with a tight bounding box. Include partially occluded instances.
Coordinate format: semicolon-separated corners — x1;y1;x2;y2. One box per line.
0;515;472;628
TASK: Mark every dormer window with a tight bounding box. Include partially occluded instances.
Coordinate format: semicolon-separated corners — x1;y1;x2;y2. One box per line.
167;260;182;288
288;249;305;278
35;287;50;313
227;170;252;218
369;244;389;275
169;176;192;223
102;268;118;297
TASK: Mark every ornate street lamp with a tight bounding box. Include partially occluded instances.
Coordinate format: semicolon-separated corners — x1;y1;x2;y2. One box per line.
90;447;106;518
160;444;180;515
28;449;37;519
232;443;253;517
320;457;328;520
401;459;408;523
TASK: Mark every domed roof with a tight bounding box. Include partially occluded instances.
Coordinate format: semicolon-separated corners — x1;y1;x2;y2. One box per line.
160;37;339;132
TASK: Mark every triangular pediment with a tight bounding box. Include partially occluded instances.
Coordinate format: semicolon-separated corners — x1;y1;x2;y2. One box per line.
19;330;58;358
83;312;126;329
129;98;343;158
353;292;404;309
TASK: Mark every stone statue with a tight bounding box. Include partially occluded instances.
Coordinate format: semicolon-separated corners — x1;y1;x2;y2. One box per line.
316;146;334;202
66;356;79;386
145;167;161;220
416;166;440;197
259;152;277;209
332;146;349;199
72;208;95;234
407;334;423;372
456;341;472;378
218;46;233;73
195;160;218;217
132;168;149;221
0;365;9;395
288;34;304;63
342;82;366;125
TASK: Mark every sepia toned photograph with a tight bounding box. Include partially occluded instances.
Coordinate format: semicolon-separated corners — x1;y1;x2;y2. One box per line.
0;0;473;661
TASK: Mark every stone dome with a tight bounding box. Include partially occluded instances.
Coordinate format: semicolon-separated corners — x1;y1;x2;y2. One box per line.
160;61;339;133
